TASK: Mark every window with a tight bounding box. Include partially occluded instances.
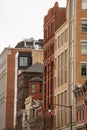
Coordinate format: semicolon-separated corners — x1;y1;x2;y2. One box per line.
81;63;87;76
81;41;87;55
58;55;61;87
40;84;42;93
81;19;87;32
58;35;61;48
61;92;64;126
19;57;28;67
58;94;61;127
64;91;67;124
51;22;54;35
65;29;68;42
82;0;87;11
31;84;35;92
25;112;27;121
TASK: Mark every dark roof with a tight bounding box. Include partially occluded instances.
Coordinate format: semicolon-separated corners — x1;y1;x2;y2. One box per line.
25;62;43;73
29;77;43;82
15;39;43;48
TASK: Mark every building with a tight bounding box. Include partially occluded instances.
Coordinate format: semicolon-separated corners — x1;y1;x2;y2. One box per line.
28;77;43;100
0;38;43;130
15;38;43;50
54;0;87;130
43;1;66;129
22;96;43;130
22;77;43;130
16;62;43;130
43;0;87;130
74;80;87;130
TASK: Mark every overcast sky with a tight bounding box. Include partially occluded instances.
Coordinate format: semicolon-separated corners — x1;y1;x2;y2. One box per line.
0;0;66;52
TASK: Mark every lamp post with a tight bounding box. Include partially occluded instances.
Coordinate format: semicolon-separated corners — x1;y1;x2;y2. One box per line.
48;104;72;130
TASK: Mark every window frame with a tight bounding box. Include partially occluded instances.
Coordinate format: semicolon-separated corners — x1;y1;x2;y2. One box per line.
81;40;87;55
31;84;36;93
19;56;28;67
80;62;87;76
81;19;87;33
82;0;87;11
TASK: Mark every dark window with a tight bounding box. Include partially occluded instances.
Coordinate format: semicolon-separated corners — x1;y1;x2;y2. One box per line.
81;19;87;32
81;63;87;76
19;57;28;67
25;112;27;121
40;83;42;93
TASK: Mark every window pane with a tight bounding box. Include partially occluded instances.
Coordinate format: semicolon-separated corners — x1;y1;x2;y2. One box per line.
82;0;87;10
81;19;87;32
19;57;28;66
81;41;87;55
81;64;86;76
31;84;35;92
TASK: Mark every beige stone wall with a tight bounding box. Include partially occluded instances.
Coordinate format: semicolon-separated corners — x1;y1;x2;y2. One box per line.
32;50;43;64
54;22;70;126
0;48;12;130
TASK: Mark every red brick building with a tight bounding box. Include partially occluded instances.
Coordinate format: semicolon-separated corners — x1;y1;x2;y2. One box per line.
43;1;66;109
29;77;43;100
16;62;43;130
43;2;66;127
74;80;87;130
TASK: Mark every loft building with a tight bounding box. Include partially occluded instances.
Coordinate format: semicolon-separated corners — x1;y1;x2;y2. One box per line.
43;1;66;129
0;38;43;130
43;0;87;130
43;1;66;109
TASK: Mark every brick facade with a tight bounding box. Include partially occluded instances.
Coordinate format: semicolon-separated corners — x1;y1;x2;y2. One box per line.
74;80;87;130
16;63;43;130
43;1;66;110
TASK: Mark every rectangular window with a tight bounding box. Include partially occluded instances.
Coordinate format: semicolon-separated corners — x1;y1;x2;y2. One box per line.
58;94;61;127
31;84;35;92
40;84;42;93
82;0;87;11
58;55;61;87
58;36;61;48
19;57;28;67
81;19;87;32
81;41;87;55
64;91;67;124
65;29;68;42
61;92;64;126
65;49;68;64
81;63;87;76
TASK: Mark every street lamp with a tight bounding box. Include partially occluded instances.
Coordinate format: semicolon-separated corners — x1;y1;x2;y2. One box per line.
48;104;72;130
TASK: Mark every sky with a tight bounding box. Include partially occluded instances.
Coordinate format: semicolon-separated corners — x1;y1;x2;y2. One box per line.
0;0;66;52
